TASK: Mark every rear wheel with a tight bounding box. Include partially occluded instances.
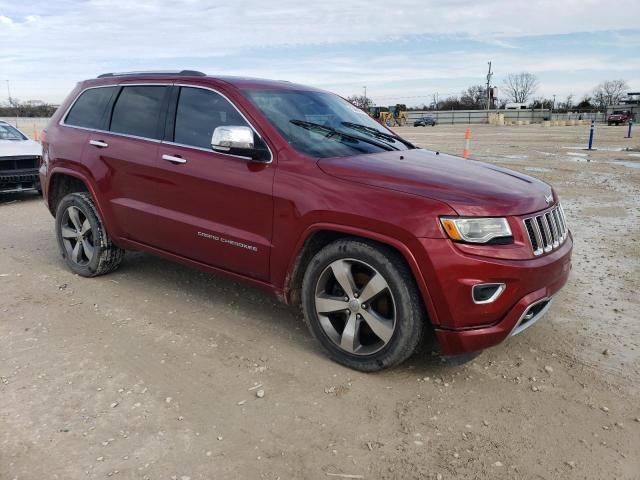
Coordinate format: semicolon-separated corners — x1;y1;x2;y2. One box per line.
301;238;426;371
55;192;124;277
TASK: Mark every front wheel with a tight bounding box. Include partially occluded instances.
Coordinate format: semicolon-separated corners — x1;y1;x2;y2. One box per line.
301;238;427;371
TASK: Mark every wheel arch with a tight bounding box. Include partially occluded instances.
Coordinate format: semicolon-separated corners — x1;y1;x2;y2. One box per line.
46;168;118;242
47;167;106;218
283;224;440;326
47;170;89;215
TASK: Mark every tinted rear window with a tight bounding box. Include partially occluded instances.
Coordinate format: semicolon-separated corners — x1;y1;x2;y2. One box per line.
110;86;168;139
65;87;117;129
174;87;248;149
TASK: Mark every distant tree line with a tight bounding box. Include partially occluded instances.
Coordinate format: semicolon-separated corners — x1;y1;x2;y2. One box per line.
347;74;631;113
0;98;58;117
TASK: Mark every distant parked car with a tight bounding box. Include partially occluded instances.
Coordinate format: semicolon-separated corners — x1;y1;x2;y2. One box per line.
414;116;437;127
607;110;632;126
0;120;41;194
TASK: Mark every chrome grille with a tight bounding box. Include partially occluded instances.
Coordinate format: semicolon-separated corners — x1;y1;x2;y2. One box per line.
523;204;568;256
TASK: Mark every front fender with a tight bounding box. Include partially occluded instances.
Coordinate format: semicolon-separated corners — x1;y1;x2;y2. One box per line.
282;222;440;326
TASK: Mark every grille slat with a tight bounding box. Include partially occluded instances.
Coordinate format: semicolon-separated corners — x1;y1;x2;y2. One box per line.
553;209;565;239
540;215;553;252
524;219;539;253
558;205;568;239
546;212;559;246
523;204;568;256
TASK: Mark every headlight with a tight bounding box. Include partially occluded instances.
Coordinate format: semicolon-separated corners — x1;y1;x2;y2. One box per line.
440;217;512;244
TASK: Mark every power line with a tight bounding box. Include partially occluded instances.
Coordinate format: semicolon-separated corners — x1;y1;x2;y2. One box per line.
370;92;459;101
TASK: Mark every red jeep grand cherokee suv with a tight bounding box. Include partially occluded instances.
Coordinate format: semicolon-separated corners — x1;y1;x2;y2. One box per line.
39;71;572;371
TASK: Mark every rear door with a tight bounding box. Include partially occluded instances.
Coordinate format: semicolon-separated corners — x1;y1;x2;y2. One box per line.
53;85;119;197
83;84;170;241
153;85;275;280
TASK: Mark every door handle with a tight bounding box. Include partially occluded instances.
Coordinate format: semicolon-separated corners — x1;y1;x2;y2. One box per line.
161;154;187;164
89;140;108;148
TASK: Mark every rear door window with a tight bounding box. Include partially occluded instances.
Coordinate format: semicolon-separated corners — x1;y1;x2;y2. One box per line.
110;86;168;139
173;87;249;149
65;87;117;129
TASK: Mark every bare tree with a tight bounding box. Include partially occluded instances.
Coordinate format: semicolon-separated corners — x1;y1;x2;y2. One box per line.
346;94;373;110
502;72;539;104
592;80;628;109
564;93;574;111
460;85;486;109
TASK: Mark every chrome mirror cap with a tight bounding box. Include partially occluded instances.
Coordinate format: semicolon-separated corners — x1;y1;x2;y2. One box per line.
211;126;254;151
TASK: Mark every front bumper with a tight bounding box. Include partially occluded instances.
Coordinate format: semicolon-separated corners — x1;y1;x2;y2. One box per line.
413;234;572;355
0;171;40;193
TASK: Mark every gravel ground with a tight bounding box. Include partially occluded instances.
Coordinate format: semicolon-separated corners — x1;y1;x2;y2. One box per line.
1;123;639;479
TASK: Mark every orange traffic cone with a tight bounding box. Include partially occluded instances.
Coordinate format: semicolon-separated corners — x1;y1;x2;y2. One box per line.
463;128;471;158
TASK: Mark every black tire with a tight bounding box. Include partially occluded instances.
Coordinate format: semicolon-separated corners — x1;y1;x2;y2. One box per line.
301;238;426;371
55;192;124;277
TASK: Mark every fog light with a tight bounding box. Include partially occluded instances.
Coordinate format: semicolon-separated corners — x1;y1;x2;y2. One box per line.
472;283;506;304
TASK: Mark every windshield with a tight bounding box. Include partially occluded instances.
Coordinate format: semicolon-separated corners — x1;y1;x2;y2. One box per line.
0;123;27;141
244;89;411;158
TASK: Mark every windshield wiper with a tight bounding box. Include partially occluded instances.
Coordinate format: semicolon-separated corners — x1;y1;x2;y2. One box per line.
289;119;397;151
340;122;416;149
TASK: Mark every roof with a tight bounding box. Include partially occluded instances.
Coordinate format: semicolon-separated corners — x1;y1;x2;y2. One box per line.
87;71;321;92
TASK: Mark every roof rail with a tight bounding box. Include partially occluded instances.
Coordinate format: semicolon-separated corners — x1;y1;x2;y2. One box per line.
97;70;206;78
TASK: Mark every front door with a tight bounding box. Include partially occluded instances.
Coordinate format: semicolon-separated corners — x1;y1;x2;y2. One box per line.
153;86;275;281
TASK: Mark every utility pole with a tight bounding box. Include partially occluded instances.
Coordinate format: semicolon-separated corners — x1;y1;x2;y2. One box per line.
486;61;493;111
6;80;11;103
552;94;556;113
363;86;367;107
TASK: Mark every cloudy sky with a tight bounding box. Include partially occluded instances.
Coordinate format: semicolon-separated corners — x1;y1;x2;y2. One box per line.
1;0;639;105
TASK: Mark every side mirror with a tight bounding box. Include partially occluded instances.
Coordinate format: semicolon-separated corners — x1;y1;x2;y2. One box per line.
211;125;270;162
211;125;254;151
211;125;253;154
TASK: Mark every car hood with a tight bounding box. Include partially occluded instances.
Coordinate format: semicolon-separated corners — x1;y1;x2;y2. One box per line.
0;139;41;157
318;149;554;216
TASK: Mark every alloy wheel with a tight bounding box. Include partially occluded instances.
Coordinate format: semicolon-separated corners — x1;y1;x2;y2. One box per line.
60;206;95;266
314;258;396;355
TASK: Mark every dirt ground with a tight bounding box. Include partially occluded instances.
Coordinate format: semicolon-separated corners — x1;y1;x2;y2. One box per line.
1;123;639;480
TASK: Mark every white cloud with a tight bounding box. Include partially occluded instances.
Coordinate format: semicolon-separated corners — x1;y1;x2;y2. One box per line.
1;0;639;102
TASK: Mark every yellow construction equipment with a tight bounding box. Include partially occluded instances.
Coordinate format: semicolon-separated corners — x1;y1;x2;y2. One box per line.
387;104;408;126
367;106;388;122
369;104;407;126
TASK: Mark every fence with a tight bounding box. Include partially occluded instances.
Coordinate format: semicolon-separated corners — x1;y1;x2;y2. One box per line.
1;117;50;139
406;110;606;125
550;112;606;122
